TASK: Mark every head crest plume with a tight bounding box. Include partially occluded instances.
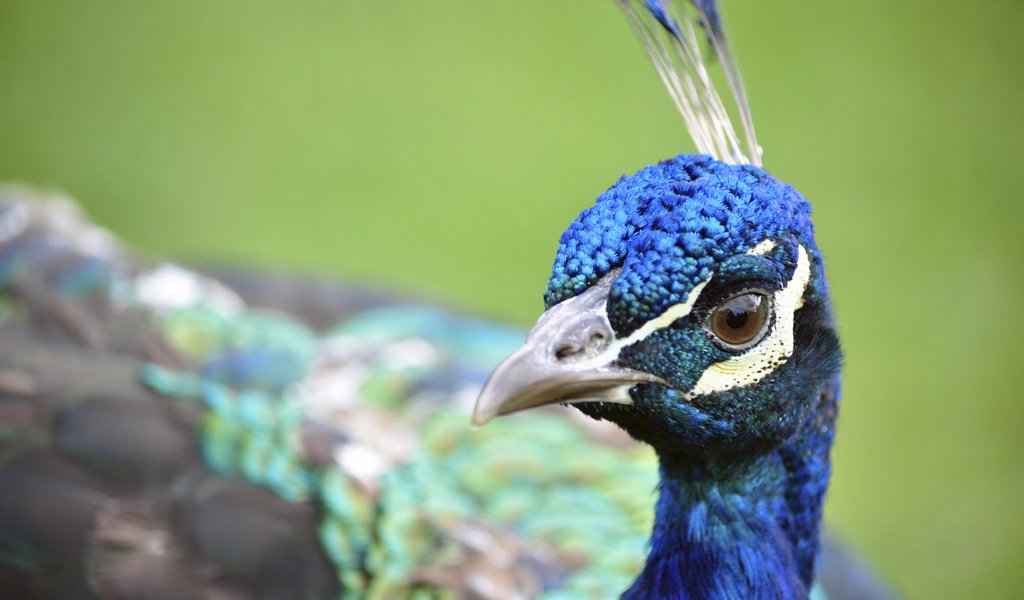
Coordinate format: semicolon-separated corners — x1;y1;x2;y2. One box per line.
618;0;761;166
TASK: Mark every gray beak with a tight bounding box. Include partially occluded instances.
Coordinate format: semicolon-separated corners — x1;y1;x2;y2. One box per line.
472;271;666;426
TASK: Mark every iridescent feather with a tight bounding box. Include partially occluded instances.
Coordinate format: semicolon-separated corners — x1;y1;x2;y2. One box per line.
0;185;892;599
0;2;897;596
0;189;657;599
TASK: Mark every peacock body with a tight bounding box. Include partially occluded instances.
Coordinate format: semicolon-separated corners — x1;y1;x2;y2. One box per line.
0;1;894;599
0;193;659;599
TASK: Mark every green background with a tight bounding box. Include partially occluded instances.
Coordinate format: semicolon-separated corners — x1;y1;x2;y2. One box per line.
2;1;1021;596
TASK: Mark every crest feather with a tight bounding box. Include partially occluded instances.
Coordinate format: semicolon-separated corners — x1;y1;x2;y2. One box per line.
617;0;761;166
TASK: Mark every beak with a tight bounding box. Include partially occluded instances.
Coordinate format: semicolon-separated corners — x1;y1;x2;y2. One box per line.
472;271;666;426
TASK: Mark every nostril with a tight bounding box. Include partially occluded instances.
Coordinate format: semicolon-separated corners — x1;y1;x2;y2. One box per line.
554;343;583;360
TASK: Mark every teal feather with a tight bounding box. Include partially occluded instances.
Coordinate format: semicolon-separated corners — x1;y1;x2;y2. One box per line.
0;0;902;592
0;188;890;597
0;190;663;598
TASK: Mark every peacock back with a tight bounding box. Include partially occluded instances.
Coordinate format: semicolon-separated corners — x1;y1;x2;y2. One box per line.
0;188;658;599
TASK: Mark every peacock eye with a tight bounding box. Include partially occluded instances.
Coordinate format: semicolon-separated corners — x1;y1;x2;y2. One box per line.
707;292;771;349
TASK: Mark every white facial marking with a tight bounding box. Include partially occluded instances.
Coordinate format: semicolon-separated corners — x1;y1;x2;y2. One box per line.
684;244;811;398
567;276;711;372
586;236;780;375
539;238;807;407
746;239;776;256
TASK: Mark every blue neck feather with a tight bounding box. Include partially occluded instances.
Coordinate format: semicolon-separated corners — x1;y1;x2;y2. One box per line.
624;383;838;600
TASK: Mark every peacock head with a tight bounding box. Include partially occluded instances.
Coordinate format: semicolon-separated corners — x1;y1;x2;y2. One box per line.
474;154;840;462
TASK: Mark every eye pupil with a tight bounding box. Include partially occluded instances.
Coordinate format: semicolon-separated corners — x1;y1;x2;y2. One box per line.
724;310;749;330
709;293;769;346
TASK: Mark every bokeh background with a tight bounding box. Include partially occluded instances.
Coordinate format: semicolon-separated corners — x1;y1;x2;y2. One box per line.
2;1;1022;597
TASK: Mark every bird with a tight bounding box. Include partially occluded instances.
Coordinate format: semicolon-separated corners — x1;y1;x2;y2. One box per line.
0;1;894;599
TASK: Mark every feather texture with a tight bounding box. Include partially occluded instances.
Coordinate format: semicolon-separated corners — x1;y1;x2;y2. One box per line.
0;1;899;596
617;0;760;165
0;189;657;598
0;181;893;598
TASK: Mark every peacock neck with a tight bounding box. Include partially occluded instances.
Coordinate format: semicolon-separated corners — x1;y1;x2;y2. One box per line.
624;387;837;600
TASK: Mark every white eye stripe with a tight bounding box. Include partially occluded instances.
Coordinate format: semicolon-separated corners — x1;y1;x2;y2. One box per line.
683;244;811;398
562;238;808;392
746;239;776;256
565;277;711;371
609;236;786;358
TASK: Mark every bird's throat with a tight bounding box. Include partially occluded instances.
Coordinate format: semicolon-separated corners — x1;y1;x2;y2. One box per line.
624;402;836;600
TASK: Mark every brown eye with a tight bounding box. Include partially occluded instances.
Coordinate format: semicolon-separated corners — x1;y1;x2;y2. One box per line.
708;292;770;347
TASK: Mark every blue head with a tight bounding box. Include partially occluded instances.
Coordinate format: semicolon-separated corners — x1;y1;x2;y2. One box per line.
475;1;844;595
550;154;838;457
477;154;838;458
474;154;841;596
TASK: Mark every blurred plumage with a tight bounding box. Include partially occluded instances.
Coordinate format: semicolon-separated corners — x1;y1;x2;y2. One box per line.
0;2;893;599
0;193;656;598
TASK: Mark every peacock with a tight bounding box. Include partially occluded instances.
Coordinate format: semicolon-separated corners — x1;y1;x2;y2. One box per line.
0;1;893;599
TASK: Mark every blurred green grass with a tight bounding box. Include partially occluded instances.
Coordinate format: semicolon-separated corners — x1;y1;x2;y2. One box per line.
1;1;1022;597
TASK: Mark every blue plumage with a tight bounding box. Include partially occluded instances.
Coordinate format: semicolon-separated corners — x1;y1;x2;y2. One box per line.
474;1;875;597
545;155;817;332
0;1;896;598
643;0;681;35
643;0;721;39
511;153;841;598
